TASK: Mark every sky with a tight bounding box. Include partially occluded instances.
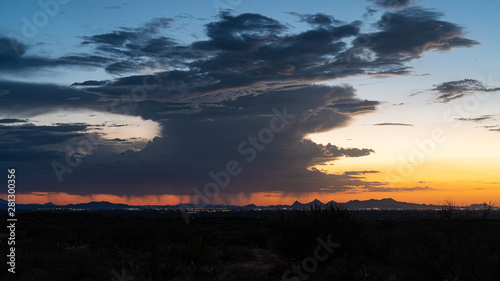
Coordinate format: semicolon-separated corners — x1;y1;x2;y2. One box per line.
0;0;499;206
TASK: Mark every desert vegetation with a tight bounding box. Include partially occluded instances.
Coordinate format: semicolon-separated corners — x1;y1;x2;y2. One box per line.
1;203;499;280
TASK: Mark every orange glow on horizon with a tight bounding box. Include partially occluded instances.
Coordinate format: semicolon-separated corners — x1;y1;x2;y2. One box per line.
2;189;498;207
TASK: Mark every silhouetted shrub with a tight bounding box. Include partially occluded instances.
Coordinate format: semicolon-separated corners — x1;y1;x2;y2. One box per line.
273;203;360;259
397;202;500;281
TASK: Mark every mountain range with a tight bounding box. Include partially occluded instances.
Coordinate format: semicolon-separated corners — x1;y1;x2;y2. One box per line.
0;198;495;211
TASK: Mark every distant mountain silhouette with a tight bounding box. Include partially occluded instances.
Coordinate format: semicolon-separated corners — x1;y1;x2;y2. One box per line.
0;200;130;210
342;198;438;210
69;201;130;209
0;198;496;210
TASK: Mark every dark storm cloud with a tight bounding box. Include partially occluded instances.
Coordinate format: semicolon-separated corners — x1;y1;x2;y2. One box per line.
2;8;479;80
0;118;28;124
288;12;343;26
71;80;110;87
79;18;181;74
0;37;26;59
82;30;135;46
374;122;413;126
0;9;481;197
81;18;173;46
355;8;479;58
0;123;89;172
193;12;285;51
0;149;63;162
0;37;112;72
0;123;88;149
0;80;102;116
368;0;415;9
323;144;374;158
15;84;381;196
81;12;364;102
0;18;175;74
431;79;500;103
330;99;379;113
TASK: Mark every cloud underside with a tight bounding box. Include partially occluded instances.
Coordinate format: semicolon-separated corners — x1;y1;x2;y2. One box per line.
0;8;480;196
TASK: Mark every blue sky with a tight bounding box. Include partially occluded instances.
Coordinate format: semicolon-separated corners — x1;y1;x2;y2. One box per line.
1;0;499;205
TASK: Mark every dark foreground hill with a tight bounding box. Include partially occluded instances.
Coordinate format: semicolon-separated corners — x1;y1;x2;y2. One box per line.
1;204;499;281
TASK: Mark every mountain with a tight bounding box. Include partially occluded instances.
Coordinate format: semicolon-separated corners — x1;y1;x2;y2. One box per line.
1;201;130;210
70;201;130;209
290;199;327;209
0;198;495;211
342;198;438;210
290;200;306;209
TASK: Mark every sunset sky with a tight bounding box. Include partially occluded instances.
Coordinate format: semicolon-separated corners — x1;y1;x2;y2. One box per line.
1;0;499;206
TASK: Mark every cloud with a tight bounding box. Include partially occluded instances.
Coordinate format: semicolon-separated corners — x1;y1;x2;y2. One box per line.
2;84;382;196
71;80;110;87
455;115;495;123
0;123;88;149
0;9;481;198
0;80;102;116
0;118;28;124
0;122;89;170
322;143;375;158
330;99;380;114
0;18;175;75
344;170;380;176
481;125;500;133
431;79;500;103
368;0;416;9
79;18;178;74
3;9;478;97
354;8;479;58
1;8;478;83
373;122;413;126
0;37;112;73
81;18;173;47
288;12;343;26
367;185;434;192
